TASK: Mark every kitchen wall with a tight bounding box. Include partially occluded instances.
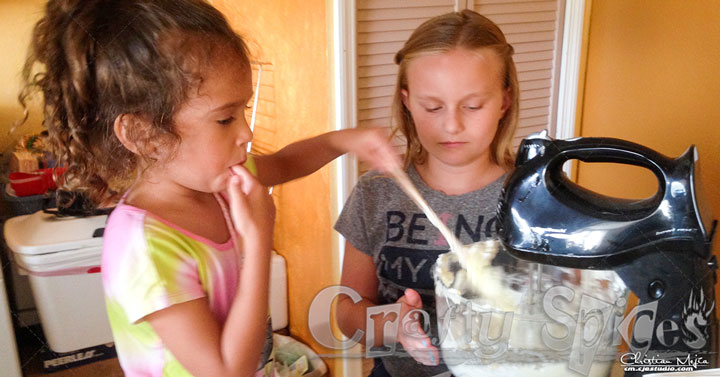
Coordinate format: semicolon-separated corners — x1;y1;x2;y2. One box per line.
210;0;343;374
577;0;720;336
0;0;46;175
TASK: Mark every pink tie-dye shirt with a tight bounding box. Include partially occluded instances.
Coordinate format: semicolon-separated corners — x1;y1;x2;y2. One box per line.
101;161;273;376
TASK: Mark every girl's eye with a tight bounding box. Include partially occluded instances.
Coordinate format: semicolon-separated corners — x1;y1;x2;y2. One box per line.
217;116;235;126
466;105;483;110
425;107;442;113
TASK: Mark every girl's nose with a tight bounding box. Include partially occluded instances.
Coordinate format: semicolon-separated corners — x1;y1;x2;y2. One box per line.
443;109;464;134
236;117;254;148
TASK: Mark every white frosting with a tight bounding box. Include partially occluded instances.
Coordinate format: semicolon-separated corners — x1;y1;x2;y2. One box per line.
434;254;624;377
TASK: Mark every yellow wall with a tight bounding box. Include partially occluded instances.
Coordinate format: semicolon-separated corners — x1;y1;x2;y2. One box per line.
211;0;341;373
578;0;720;343
578;1;719;210
0;0;46;175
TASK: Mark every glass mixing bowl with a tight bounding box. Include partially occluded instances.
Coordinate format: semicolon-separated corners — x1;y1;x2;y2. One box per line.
434;245;629;377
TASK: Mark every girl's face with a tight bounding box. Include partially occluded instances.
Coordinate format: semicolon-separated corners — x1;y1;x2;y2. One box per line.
160;49;254;194
402;48;510;170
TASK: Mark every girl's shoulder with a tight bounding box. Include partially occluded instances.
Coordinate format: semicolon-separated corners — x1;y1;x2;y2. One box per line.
356;170;399;193
104;203;170;248
105;202;231;250
358;169;387;181
105;201;149;235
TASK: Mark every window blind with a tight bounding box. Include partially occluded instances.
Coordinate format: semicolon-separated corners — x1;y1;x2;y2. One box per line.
355;0;564;172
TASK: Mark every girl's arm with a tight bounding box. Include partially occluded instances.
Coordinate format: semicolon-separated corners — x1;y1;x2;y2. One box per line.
337;241;439;365
253;128;399;187
144;166;275;377
336;241;381;345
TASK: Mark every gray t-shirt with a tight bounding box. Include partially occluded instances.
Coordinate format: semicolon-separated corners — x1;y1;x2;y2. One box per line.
334;165;505;377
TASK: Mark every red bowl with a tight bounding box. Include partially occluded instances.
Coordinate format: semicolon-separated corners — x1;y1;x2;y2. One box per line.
9;167;67;197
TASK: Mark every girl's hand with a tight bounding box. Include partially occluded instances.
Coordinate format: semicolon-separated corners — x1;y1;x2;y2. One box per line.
227;165;275;251
337;128;401;173
396;288;440;366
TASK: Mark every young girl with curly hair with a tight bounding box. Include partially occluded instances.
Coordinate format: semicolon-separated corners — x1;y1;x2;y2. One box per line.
20;0;397;375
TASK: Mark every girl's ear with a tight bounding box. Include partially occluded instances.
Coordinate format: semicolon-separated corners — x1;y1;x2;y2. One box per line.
401;89;410;109
113;114;142;154
501;87;512;114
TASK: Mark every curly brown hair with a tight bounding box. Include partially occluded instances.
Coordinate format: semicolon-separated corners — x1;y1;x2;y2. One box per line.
391;9;519;170
18;0;250;206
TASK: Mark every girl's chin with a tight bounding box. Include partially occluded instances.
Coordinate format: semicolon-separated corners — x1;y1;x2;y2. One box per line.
208;174;231;193
430;151;492;167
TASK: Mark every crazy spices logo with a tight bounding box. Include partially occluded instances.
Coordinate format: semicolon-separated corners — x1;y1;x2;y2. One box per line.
307;285;716;376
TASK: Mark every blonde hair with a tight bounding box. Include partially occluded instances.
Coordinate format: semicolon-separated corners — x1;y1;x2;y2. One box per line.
391;9;519;169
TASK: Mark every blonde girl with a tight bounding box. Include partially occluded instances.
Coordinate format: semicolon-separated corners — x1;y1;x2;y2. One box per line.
335;9;519;377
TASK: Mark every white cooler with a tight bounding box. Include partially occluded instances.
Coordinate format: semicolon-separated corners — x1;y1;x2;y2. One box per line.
3;211;290;354
3;211;112;353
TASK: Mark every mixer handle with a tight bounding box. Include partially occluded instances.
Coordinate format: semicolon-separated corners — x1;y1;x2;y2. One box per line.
553;137;674;181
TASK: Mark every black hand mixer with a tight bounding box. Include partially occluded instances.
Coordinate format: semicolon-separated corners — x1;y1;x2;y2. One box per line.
496;131;718;375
